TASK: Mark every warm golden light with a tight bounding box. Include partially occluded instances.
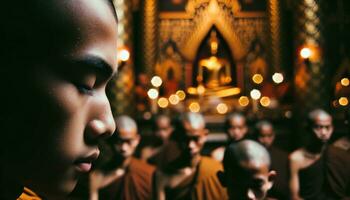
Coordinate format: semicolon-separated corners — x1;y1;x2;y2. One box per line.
169;94;180;105
260;96;271;107
119;49;130;62
147;88;159;99
216;103;228;114
151;76;162;87
272;73;284;84
176;90;186;101
197;85;206;95
158;97;169;108
187;87;197;94
341;78;349;87
252;74;263;84
339;97;349;106
238;96;249;107
300;47;311;59
250;89;261;100
189;102;200;112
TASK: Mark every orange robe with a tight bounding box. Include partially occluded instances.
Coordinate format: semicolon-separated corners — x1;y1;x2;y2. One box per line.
17;187;42;200
165;156;228;200
99;158;155;200
326;145;350;199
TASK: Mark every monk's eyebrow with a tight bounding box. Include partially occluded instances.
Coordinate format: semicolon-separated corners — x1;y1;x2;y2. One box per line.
72;55;117;79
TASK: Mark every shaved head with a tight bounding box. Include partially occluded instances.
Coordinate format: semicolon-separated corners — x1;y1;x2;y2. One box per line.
110;115;139;159
308;109;332;125
307;109;333;143
115;115;138;133
220;140;275;200
225;112;248;142
181;112;205;130
223;140;271;170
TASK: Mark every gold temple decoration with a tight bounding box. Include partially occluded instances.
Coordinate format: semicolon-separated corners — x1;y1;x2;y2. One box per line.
142;0;158;76
294;0;330;116
197;30;231;89
108;0;135;115
267;0;283;72
186;0;241;15
180;0;245;61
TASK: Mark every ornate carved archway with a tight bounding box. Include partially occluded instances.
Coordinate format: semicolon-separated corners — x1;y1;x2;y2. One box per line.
180;0;245;62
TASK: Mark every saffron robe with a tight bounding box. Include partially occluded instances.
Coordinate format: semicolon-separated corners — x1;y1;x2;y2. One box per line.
165;156;228;200
17;187;42;200
99;158;155;200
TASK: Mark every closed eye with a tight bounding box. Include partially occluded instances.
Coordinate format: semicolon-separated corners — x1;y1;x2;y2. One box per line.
76;83;95;95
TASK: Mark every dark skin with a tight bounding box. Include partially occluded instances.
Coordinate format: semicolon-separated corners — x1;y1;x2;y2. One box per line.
1;0;118;199
218;141;276;200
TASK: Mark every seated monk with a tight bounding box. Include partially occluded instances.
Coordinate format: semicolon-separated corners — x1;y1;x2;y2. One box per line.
255;120;290;199
90;116;155;200
154;112;228;200
211;112;249;162
325;110;350;199
217;140;276;200
289;109;334;200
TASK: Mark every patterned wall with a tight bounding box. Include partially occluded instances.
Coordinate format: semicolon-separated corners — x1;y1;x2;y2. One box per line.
156;0;270;92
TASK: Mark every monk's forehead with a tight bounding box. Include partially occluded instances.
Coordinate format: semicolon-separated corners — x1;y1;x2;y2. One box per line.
118;128;138;139
229;116;246;125
27;0;116;49
238;161;269;174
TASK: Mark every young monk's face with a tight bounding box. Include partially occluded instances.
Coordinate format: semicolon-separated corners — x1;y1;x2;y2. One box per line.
227;117;248;141
7;0;118;198
311;114;333;143
179;121;207;158
257;125;275;148
224;162;273;200
113;129;140;159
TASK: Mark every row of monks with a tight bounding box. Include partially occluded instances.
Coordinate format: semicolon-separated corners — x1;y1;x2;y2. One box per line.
71;109;350;200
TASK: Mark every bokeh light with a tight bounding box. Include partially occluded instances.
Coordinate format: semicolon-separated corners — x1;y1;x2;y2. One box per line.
151;76;162;87
176;90;186;101
272;73;284;84
341;78;349;87
300;47;311;59
252;74;263;84
169;94;180;105
250;89;261;100
147;88;159;99
118;49;130;62
260;96;271;107
158;97;169;108
216;103;228;114
238;96;249;107
189;102;200;112
339;97;349;106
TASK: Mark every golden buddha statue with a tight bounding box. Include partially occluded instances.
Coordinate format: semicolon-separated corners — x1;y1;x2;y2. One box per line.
197;30;231;89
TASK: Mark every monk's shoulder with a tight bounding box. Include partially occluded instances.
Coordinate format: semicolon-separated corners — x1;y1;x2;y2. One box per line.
289;149;305;168
198;156;223;177
129;157;155;175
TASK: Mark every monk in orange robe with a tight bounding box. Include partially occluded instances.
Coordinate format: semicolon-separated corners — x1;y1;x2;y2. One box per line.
90;116;155;200
154;112;228;200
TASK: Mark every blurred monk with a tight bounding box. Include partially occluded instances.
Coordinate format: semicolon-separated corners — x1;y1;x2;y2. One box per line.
218;140;276;200
289;109;333;200
211;112;249;161
255;120;289;199
90;116;155;200
154;112;228;200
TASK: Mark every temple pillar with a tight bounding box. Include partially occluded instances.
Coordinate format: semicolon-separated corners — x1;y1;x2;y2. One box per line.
141;0;159;77
108;0;135;116
267;0;288;73
293;0;331;142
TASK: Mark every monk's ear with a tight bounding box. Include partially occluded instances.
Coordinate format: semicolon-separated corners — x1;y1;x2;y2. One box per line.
217;171;227;187
135;134;141;146
267;170;277;190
